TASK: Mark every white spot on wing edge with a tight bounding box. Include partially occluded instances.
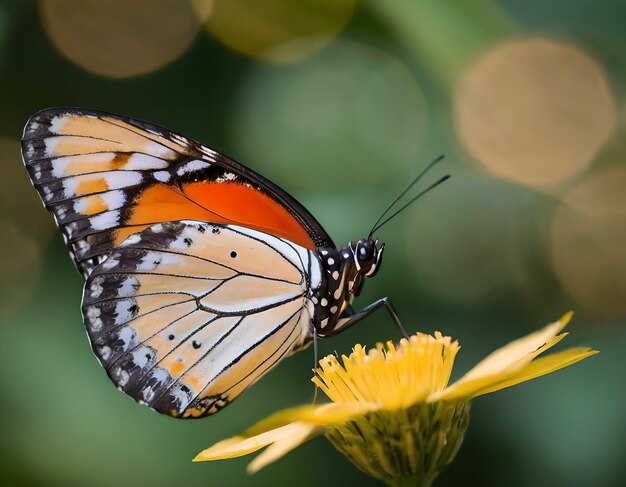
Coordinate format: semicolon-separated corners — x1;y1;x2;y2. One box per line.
74;189;126;214
103;171;142;189
85;305;103;331
89;278;104;299
52;157;72;178
144;141;177;160
114;305;136;328
126;153;169;170
132;347;152;368
176;159;211;176
90;211;120;230
199;144;218;158
117;277;138;297
113;366;130;387
215;172;237;182
48;115;68;134
44;137;60;157
153;170;171;182
170;133;189;146
99;345;112;361
169;226;199;249
135;250;180;271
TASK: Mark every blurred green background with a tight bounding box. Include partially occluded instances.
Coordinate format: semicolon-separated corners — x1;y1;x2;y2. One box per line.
1;0;624;486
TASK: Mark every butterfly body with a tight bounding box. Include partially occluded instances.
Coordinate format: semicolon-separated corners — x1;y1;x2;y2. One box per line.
22;108;395;418
311;239;383;337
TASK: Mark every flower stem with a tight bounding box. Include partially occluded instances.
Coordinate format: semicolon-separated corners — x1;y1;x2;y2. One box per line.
386;472;438;487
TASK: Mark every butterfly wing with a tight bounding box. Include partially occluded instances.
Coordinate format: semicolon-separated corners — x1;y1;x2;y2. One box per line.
82;220;320;417
22;108;333;277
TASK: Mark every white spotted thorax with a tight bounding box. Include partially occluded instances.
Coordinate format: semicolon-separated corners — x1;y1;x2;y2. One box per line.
310;239;384;336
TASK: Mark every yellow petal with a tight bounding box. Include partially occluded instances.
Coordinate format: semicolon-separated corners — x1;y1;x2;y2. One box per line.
466;347;599;398
241;405;319;437
431;347;598;402
295;402;378;425
194;402;375;464
240;402;376;438
456;312;573;383
247;422;319;474
193;423;303;462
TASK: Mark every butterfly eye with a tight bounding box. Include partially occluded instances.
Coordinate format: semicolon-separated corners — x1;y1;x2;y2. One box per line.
356;240;375;262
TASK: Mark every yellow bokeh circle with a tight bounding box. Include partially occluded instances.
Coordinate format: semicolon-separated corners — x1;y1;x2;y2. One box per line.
550;167;626;316
205;0;357;63
40;0;211;78
455;37;616;189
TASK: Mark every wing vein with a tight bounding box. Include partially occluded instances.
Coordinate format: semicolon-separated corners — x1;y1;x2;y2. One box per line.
186;308;302;409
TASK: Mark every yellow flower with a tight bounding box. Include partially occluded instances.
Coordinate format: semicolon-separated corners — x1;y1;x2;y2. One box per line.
194;313;597;486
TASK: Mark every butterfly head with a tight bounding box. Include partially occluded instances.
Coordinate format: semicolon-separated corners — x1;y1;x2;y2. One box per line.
353;238;384;278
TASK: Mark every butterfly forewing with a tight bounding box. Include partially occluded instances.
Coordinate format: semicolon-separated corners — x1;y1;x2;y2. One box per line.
22;108;333;277
82;221;317;417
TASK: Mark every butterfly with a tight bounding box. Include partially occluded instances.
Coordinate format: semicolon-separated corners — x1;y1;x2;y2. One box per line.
22;108;447;418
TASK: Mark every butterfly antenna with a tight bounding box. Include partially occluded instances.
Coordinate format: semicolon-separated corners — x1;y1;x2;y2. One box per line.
370;174;450;235
368;155;445;239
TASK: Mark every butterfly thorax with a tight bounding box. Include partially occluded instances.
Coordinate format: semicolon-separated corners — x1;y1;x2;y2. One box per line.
310;238;384;337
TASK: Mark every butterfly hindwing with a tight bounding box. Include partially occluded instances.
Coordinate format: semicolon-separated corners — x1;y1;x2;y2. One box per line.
22;108;333;277
82;221;318;417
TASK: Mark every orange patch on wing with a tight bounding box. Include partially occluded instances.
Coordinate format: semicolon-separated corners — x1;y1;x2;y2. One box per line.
113;183;222;244
184;181;314;249
170;361;186;376
63;153;116;175
52;135;127;156
82;195;109;215
115;181;314;249
76;177;109;195
112;153;132;167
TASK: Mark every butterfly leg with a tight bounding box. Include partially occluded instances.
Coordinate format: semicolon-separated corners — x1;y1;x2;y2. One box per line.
327;297;410;339
311;327;321;405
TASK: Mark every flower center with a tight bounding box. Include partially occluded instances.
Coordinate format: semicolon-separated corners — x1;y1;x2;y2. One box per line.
313;332;460;410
